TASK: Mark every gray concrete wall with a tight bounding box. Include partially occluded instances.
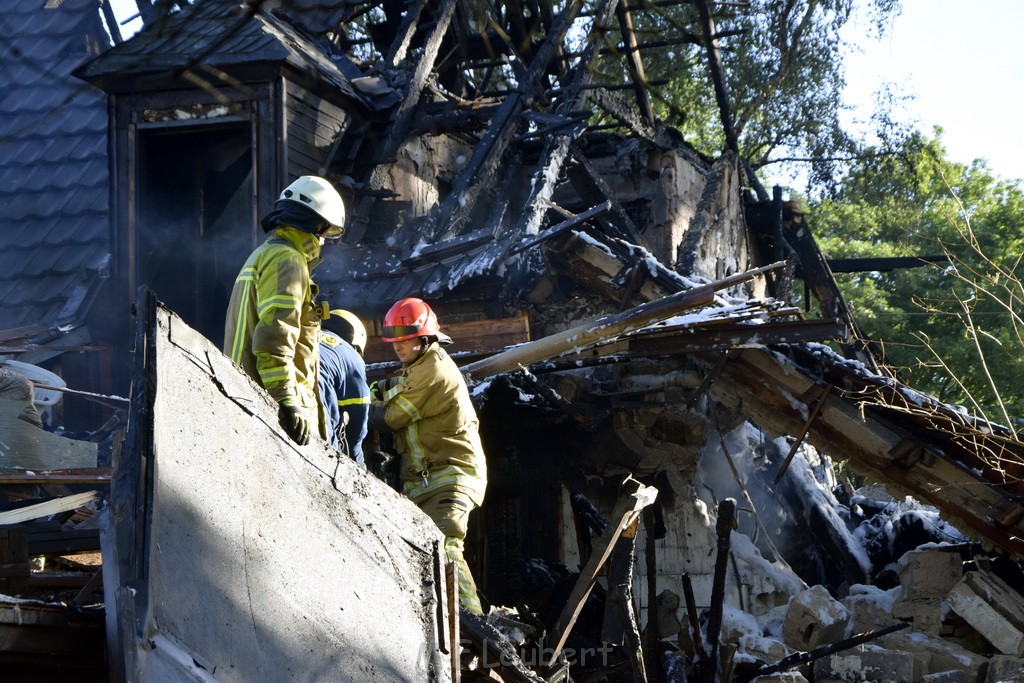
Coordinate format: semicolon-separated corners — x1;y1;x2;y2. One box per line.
117;307;451;682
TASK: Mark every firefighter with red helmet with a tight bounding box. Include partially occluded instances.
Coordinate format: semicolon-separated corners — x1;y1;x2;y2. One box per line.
369;297;487;615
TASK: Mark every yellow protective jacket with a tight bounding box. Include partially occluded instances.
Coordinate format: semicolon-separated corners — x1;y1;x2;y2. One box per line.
223;226;326;438
379;342;487;505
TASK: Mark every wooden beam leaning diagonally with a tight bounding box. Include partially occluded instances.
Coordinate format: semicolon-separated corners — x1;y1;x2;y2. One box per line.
419;0;588;242
349;0;460;239
588;85;681;152
545;476;658;666
502;0;623;244
566;144;644;243
773;384;833;484
461;261;784;381
384;0;433;68
614;0;655;125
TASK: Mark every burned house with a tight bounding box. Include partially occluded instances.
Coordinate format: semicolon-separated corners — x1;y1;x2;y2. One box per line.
3;0;1024;681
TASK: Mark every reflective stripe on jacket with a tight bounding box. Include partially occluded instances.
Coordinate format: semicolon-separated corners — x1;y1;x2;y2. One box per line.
223;226;326;438
381;342;487;504
318;331;370;464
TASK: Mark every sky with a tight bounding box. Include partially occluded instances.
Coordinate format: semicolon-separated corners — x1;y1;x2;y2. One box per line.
841;0;1024;183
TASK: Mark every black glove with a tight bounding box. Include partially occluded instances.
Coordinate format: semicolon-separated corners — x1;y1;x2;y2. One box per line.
278;404;311;445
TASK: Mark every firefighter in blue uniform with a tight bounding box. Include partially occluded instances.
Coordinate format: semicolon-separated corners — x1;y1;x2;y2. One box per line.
318;309;370;465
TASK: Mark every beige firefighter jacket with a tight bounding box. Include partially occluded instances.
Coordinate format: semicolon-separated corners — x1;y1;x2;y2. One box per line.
223;226;326;439
377;342;487;505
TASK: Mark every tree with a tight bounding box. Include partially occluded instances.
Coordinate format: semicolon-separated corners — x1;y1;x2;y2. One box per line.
812;130;1024;423
594;0;902;189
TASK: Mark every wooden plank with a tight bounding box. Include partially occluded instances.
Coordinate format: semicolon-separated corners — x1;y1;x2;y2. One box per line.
446;562;460;683
0;491;99;525
461;263;784;381
363;314;531;364
0;468;112;485
74;568;104;605
27;529;101;556
615;1;655;125
28;573;96;588
546;476;658;665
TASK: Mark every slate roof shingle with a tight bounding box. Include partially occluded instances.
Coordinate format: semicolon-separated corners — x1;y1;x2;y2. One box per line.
0;0;111;342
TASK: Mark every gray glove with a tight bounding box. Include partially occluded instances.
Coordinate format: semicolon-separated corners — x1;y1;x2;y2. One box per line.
278;404;311;445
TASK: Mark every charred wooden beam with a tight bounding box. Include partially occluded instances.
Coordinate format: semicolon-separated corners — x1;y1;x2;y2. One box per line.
419;0;588;243
589;86;688;152
0;468;112;485
772;384;833;484
615;1;655;125
446;562;460;683
508;201;613;254
696;498;736;683
693;0;738;153
826;255;949;272
602;517;648;681
644;506;662;682
582;0;690;14
681;572;705;657
460;262;784;381
461;612;547;682
735;623;909;683
566;143;642;244
596;34;705;56
383;0;431;66
348;0;460;241
500;0;622;244
403;227;495;266
622;319;847;356
545;476;658;666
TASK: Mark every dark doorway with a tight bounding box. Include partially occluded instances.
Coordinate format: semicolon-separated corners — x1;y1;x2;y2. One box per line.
137;123;254;347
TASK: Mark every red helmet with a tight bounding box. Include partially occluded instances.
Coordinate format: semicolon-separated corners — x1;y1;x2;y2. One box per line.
381;298;452;344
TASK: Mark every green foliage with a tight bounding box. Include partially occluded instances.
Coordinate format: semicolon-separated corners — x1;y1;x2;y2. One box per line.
812;130;1024;423
598;0;902;189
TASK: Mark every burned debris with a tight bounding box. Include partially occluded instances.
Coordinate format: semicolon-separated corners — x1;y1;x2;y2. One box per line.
2;0;1024;681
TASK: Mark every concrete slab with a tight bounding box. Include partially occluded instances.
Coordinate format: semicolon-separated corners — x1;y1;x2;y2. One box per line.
106;305;451;681
947;570;1024;657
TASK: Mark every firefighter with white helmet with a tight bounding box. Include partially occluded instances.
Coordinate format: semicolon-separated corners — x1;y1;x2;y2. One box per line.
224;175;346;445
318;309;370;463
369;297;488;614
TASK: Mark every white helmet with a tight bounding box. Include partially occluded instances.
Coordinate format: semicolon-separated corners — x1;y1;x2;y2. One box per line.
279;175;346;238
324;309;367;355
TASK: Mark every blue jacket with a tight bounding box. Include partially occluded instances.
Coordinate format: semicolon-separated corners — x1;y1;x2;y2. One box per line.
317;331;370;465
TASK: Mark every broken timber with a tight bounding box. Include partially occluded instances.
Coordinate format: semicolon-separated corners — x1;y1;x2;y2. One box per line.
461;261;784;380
734;623;910;683
707;347;1024;561
544;476;658;667
418;0;587;242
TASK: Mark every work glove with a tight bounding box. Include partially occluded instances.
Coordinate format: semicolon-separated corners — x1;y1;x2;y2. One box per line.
278;403;311;445
370;380;384;401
